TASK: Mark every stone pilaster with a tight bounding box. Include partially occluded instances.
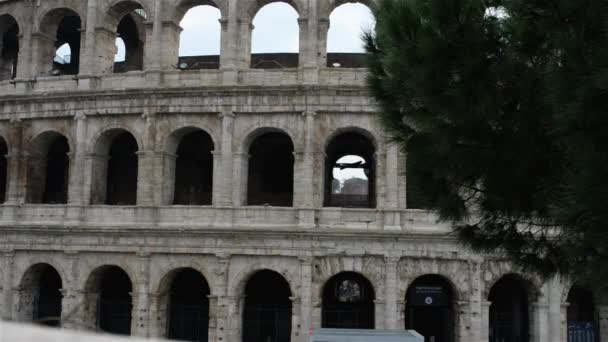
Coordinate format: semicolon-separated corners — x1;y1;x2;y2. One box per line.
213;255;231;342
531;301;550;342
68;112;88;205
232;152;250;206
296;111;316;227
290;296;301;341
214;112;235;206
480;301;491;342
61;288;85;330
79;0;99;76
1;251;15;321
5;119;24;205
317;18;330;68
299;257;313;338
131;252;151;337
136;111;158;206
384;256;399;329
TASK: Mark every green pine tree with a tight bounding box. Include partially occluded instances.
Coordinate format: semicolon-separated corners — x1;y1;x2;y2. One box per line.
365;0;608;286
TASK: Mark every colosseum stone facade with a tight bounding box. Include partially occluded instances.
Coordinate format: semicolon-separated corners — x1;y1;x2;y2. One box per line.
0;0;606;341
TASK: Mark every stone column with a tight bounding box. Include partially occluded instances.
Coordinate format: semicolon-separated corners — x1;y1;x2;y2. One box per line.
29;32;55;77
136;112;158;206
147;0;163;71
468;261;484;342
225;295;243;342
235;19;252;69
158;21;182;70
531;301;550;342
5;118;24;205
290;296;301;341
131;252;151;337
296;111;316;227
384;143;401;230
68;112;88;205
560;303;569;342
480;301;491;342
61;288;85;330
213;255;231;342
79;0;99;77
317;18;330;68
232;153;250;206
207;294;218;342
1;251;15;320
384;256;399;329
299;257;313;337
15;16;33;81
547;276;565;342
375;299;386;329
374;150;387;209
214;112;235;206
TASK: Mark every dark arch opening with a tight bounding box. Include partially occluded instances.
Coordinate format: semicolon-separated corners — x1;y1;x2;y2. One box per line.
324;132;375;208
247;132;294;206
0;15;19;80
113;11;145;73
173;130;214;205
243;270;292;342
21;264;63;327
0;137;7;203
406;136;435;209
97;266;133;335
106;132;138;205
322;272;375;329
52;15;81;75
167;269;210;341
567;286;599;342
405;275;455;342
489;275;530;342
42;136;70;204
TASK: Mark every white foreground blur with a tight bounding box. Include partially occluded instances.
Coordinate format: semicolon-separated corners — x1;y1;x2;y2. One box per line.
0;321;167;342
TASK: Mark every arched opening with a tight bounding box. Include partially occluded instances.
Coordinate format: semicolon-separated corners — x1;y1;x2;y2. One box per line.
85;266;133;335
177;4;221;70
19;263;63;327
106;132;138;205
326;3;374;68
250;2;299;68
322;272;375;329
405;275;455;342
41;10;81;75
113;9;146;73
172;129;214;205
0;15;19;80
91;129;138;205
247;132;294;206
26;132;70;204
0;137;7;203
324;132;375;208
166;268;211;341
243;270;292;342
489;275;530;342
567;286;599;342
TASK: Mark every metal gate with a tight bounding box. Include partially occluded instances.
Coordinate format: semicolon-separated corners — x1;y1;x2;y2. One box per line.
168;302;209;342
243;305;291;342
568;322;597;342
322;307;374;329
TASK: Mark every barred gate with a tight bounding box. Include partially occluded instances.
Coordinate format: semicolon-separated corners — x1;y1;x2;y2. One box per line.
568;322;597;342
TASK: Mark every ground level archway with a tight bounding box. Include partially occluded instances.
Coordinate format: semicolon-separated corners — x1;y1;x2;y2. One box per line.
322;272;375;329
405;275;455;342
489;274;531;342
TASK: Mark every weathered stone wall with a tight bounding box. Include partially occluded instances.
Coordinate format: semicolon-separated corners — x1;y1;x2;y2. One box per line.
0;0;605;342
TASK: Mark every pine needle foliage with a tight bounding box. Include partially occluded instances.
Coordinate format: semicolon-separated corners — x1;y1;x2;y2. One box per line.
365;0;608;286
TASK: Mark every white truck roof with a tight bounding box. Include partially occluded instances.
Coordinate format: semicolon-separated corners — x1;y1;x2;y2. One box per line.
309;329;424;342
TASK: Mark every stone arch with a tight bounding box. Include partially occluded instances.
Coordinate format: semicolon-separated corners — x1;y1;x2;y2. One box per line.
239;127;295;207
165;125;217;155
312;256;385;303
171;0;228;23
322;126;379;152
405;274;457;342
83;264;135;335
484;271;542;302
103;0;153;28
321;271;376;329
396;260;469;303
89;125;143;154
25;130;71;204
17;263;64;326
230;265;297;299
164;126;215;205
90;127;140;205
323;127;378;208
37;8;83;76
36;6;85;33
0;14;19;80
239;126;298;154
102;1;149;73
156;267;212;341
242;269;293;342
245;0;304;22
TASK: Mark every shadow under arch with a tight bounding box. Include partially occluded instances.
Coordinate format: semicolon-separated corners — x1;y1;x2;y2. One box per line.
0;14;19;80
157;267;211;341
242;269;293;342
0;135;7;203
567;285;600;342
488;273;537;342
322;271;375;329
405;274;456;342
84;265;133;335
18;263;63;327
